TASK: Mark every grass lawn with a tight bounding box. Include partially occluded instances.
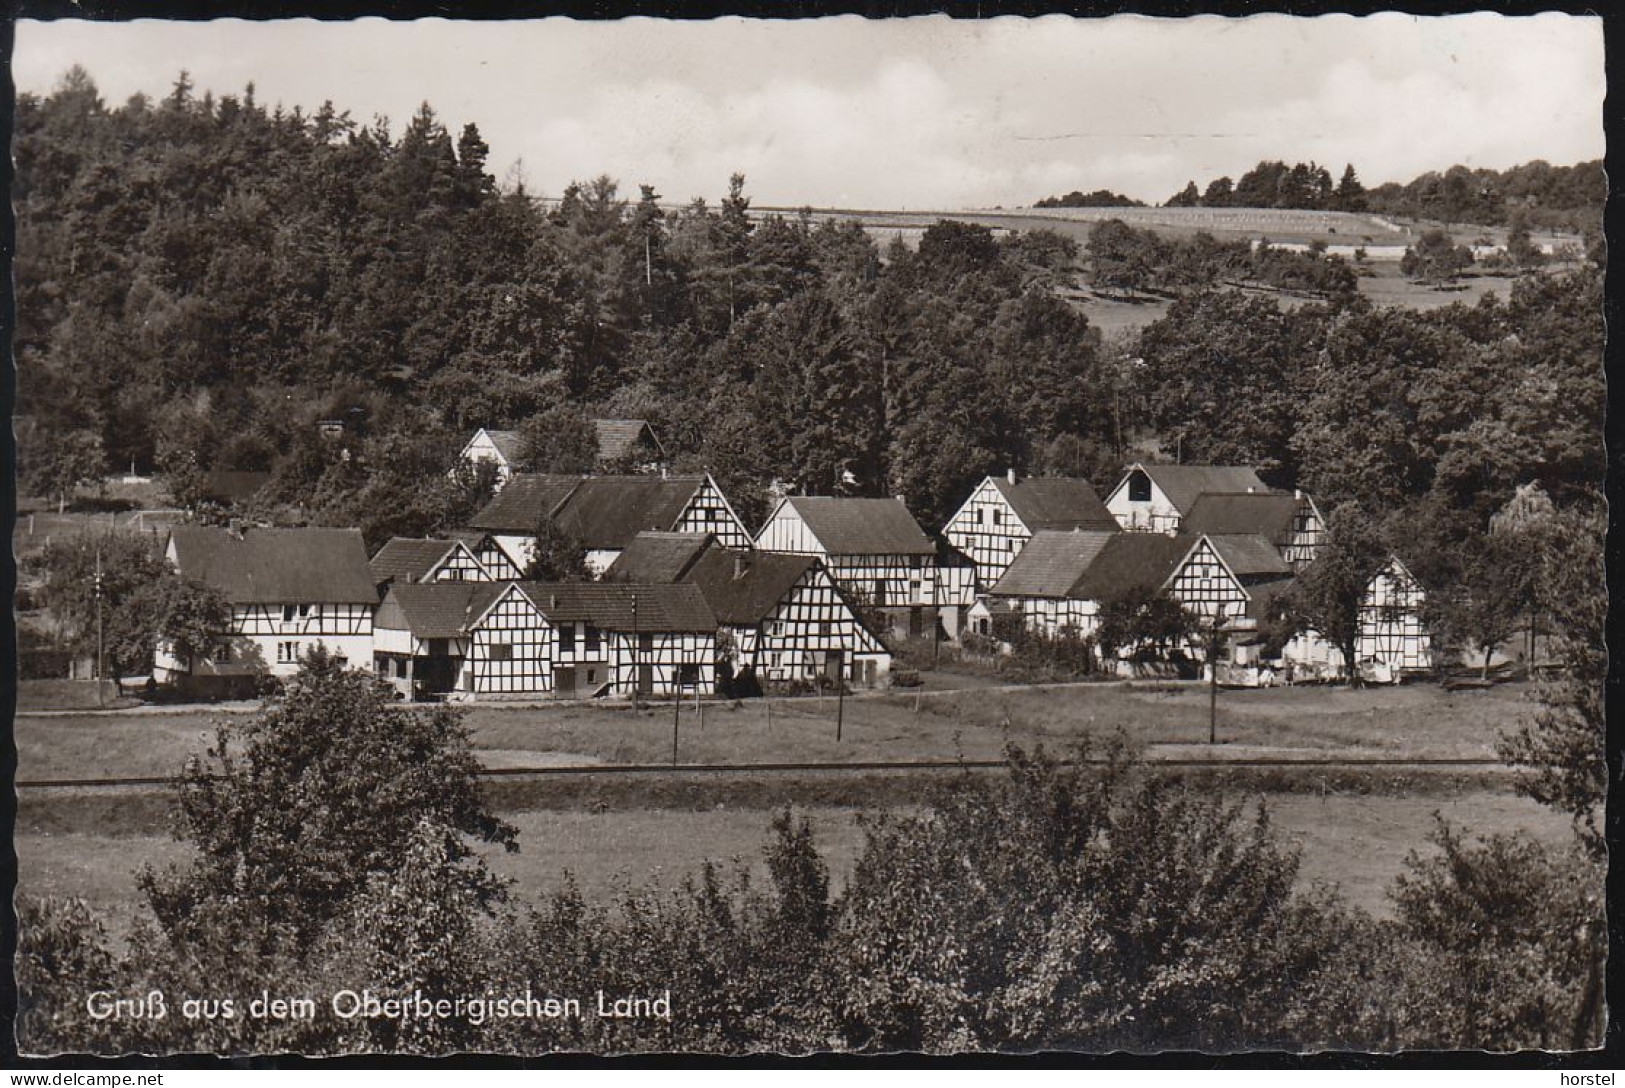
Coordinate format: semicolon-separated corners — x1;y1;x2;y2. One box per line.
15;678;1534;782
15;680;139;713
16;783;1575;945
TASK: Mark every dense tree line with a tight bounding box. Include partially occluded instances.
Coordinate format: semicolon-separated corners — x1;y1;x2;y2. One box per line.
1034;188;1145;209
17;69;1118;539
14;656;1605;1055
1086;219;1358;298
1047;158;1601;234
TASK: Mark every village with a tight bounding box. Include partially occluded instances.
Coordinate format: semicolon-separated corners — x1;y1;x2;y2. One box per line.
52;415;1432;710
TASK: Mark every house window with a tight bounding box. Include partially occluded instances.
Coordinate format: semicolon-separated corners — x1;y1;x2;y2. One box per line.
277;641;300;665
489;642;513;662
214;640;233;663
1128;470;1152;503
396;658;409;679
586;667;598;684
678;663;700;687
559;624;575;653
584;625;600;653
978;507;986;525
1006;539;1015;553
992;508;1003;526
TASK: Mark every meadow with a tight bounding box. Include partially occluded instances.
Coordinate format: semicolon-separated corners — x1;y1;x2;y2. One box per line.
16;677;1534;782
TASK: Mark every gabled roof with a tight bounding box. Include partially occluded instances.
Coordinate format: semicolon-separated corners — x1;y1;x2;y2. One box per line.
480;429;525;464
603;532;715;583
780;496;935;556
683;548;820;626
555;476;712;550
1205;533;1294;580
376;582;512;639
594;419;665;463
468;474;585;533
168;527;377;604
369;538;468;585
519;581;717;633
1126;464;1270;513
990;476;1118;532
1182;492;1308;545
989;530;1196;601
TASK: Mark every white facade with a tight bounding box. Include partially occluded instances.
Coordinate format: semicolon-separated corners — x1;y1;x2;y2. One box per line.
1105;468;1183;533
942;478;1034;589
155;601;376;682
457;428;517;485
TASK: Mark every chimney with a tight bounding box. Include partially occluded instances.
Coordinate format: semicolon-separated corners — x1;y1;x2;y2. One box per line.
733;553;747;580
1007;467;1017;486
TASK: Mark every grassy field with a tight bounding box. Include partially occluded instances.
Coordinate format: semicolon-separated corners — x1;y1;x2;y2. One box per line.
15;678;1535;782
16;782;1574;945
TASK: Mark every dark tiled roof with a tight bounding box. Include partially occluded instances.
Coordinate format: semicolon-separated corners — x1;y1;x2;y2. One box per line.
169;527;378;604
370;538;461;584
1240;575;1296;622
1206;533;1294;580
991;476;1118;532
1182;492;1305;545
199;470;271;504
469;474;584;533
553;476;708;549
376;582;510;639
784;496;935;556
483;429;524;463
683;548;819;626
594;419;664;463
603;532;714;583
1134;464;1270;513
519;581;717;633
989;530;1195;601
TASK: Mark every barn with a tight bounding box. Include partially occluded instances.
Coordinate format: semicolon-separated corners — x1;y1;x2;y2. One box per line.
157;527;377;683
605;531;892;690
942;471;1118;591
980;529;1194;642
756;495;944;640
468;473;752;576
1105;463;1270;533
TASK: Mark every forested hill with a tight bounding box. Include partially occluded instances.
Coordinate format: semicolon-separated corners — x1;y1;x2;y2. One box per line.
15;69;1604;563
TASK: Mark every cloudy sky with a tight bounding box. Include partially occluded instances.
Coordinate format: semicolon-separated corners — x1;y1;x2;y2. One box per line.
13;14;1605;209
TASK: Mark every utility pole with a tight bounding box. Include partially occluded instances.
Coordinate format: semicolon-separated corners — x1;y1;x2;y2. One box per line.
1208;605;1226;746
630;594;639;714
671;665;681;767
835;650;845;743
94;544;105;708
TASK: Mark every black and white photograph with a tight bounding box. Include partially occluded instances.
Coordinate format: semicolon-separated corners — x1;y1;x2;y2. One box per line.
7;11;1609;1059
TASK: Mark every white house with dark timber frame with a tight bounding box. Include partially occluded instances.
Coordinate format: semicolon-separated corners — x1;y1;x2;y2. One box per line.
1279;556;1432;682
156;527;377;682
605;532;892;690
468;473;752;575
755;495;945;640
522;581;719;698
374;581;551;699
943;471;1118;591
369;536;495;593
1180;490;1325;569
1105;463;1270;534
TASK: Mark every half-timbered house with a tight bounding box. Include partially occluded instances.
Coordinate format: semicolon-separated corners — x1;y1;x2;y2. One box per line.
521;581;719;697
446;530;523;580
156;527;377;682
469;473;752;575
1180;490;1325;568
373;582;548;699
1278;556;1432;682
457;427;526;486
605;532;892;689
1105;463;1270;533
943;471;1118;590
983;530;1195;641
756;496;942;639
369;537;493;592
